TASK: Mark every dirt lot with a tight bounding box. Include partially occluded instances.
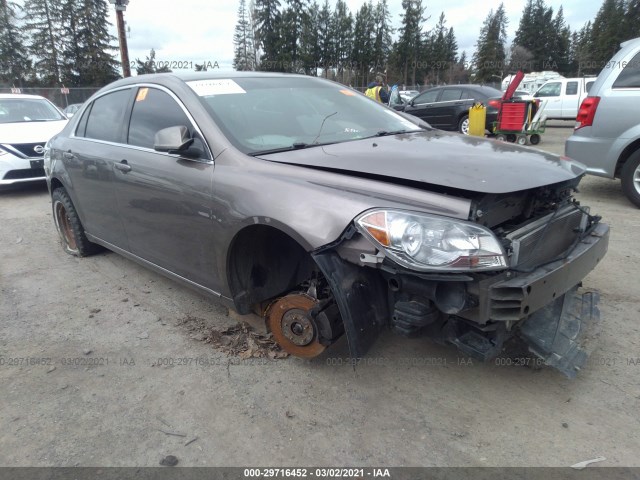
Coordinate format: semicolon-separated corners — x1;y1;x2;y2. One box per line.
1;122;639;467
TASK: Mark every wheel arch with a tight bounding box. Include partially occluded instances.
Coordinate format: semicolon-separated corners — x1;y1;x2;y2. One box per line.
226;223;318;315
615;138;640;178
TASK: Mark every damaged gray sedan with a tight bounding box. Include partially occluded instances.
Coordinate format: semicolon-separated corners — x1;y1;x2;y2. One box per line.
44;73;609;377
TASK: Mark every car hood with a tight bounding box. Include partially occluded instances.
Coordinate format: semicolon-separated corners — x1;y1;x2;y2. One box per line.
258;130;586;194
0;120;68;144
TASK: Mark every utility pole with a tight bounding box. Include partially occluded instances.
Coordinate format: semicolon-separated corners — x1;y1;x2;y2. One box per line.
109;0;131;77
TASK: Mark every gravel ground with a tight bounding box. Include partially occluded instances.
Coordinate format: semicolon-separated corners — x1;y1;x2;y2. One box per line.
1;123;639;467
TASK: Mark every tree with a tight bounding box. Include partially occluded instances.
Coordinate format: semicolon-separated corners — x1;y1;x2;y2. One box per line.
625;0;640;41
426;13;458;84
331;0;353;81
136;49;171;75
233;0;255;71
23;0;63;83
351;1;375;86
62;0;120;86
549;6;571;74
395;0;427;86
317;0;333;76
254;0;282;70
371;0;393;77
568;22;594;76
0;0;31;85
472;4;508;83
589;0;626;67
299;0;320;74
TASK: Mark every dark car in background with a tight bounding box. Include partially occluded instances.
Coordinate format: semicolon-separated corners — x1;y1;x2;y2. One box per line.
391;85;502;134
44;73;608;377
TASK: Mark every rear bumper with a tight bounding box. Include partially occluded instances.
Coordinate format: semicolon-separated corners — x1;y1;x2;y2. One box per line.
565;133;616;178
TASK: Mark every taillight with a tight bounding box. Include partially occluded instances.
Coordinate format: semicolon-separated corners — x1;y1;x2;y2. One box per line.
487;99;501;109
575;96;600;130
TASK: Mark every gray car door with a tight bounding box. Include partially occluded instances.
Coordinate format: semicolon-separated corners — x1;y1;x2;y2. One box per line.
62;88;134;249
112;86;217;290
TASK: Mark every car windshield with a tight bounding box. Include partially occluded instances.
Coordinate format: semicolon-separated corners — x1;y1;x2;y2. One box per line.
190;77;424;155
0;98;65;124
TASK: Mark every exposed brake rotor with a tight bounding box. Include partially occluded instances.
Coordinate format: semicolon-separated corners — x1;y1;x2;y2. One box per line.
265;293;327;358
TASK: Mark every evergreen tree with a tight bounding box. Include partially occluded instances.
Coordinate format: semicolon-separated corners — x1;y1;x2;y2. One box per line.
299;0;320;74
351;1;375;86
568;22;594;76
0;0;31;86
549;6;571;74
56;0;120;86
332;0;353;81
136;49;171;75
512;0;554;72
254;0;282;70
426;13;457;83
625;0;640;41
372;0;393;77
395;0;427;85
317;0;333;76
233;0;255;71
23;0;63;83
589;0;626;67
472;4;508;83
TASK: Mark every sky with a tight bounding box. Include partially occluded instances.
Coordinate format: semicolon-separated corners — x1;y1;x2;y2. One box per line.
107;1;598;73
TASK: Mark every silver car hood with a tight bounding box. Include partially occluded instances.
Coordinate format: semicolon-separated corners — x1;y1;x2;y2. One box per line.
258;130;586;194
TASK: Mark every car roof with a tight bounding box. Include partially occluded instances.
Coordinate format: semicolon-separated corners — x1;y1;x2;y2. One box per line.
0;93;49;100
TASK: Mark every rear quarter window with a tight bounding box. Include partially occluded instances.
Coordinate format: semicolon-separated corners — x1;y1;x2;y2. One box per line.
613;51;640;88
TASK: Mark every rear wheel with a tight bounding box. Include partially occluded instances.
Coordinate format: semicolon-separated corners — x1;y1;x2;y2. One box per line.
621;150;640;208
458;115;470;135
529;134;541;145
52;188;101;256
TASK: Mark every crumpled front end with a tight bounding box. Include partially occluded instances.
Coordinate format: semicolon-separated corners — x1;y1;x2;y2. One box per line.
311;184;609;378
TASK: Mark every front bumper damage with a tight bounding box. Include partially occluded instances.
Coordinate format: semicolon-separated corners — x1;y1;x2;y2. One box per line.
313;222;609;378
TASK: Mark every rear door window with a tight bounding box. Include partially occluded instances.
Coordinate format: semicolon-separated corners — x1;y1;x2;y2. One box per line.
613;52;640;88
84;89;132;143
565;81;578;95
413;89;440;104
439;89;463;101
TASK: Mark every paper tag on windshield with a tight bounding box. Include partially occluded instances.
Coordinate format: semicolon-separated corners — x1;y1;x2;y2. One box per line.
187;79;246;96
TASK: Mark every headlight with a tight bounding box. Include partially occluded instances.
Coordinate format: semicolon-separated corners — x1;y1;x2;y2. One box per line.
356;209;507;271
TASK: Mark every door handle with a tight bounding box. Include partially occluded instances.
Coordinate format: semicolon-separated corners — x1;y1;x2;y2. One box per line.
114;160;132;173
63;151;75;159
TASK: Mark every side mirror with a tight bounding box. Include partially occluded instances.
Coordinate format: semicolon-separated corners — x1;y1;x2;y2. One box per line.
154;125;194;153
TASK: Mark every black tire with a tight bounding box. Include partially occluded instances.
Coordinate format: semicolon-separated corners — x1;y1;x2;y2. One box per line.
52;188;101;256
458;115;469;135
621;150;640;208
529;134;541;145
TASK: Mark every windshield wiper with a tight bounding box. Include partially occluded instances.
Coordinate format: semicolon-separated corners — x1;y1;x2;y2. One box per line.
373;129;422;137
250;141;336;156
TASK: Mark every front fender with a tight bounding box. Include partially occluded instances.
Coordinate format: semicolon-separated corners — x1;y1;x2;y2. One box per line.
313;250;388;359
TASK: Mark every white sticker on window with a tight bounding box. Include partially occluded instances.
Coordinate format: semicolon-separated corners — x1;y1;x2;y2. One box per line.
187;79;246;96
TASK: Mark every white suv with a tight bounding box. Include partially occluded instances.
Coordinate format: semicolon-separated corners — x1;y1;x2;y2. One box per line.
565;37;640;207
0;94;68;185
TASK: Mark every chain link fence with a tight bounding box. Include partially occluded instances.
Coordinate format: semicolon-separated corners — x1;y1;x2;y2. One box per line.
0;87;101;109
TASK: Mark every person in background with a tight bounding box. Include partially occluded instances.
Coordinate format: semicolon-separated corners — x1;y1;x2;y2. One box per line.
365;76;389;104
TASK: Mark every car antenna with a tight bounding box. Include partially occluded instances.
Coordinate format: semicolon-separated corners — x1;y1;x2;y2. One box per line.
311;111;338;145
